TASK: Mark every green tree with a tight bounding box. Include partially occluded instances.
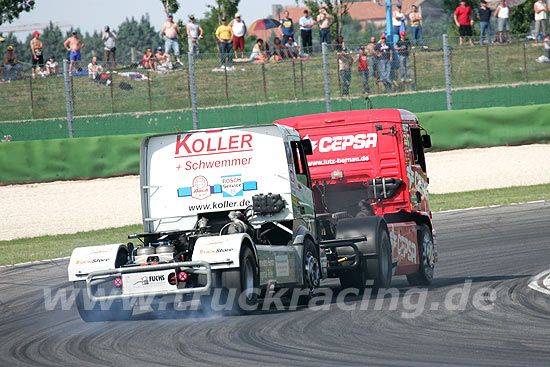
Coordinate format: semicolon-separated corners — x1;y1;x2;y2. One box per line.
510;0;534;35
0;0;35;26
159;0;180;17
195;0;241;53
300;0;356;41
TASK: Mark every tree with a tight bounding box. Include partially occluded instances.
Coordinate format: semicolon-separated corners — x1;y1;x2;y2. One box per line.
0;0;35;26
195;0;241;53
300;0;356;41
159;0;180;17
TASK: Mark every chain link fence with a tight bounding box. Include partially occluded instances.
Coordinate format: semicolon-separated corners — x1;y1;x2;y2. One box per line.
1;34;549;141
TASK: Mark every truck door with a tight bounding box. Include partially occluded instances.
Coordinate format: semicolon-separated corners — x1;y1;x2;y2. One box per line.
408;128;430;213
289;139;316;230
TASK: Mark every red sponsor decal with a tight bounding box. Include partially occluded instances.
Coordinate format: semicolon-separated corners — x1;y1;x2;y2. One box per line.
175;134;253;157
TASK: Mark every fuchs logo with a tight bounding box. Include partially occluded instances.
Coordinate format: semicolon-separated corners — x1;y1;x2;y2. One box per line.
133;274;166;286
175;133;253;157
191;176;211;200
305;133;378;153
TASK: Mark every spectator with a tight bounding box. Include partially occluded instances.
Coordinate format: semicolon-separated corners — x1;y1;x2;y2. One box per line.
45;55;58;75
155;46;173;71
279;10;294;45
161;14;183;65
365;36;378;81
250;38;266;62
284;36;299;59
299;9;314;54
534;0;548;45
88;56;104;80
495;0;511;44
396;31;411;82
215;17;234;70
477;1;492;45
272;37;285;59
230;13;247;59
392;5;406;38
374;34;392;89
102;25;117;69
63;30;85;73
317;5;333;47
186;16;204;56
3;45;21;82
409;5;423;47
30;30;44;78
545;34;550;58
142;48;157;71
356;46;369;94
337;43;353;96
454;1;474;46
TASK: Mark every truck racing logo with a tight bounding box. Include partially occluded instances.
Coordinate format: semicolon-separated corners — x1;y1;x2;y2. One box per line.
305;133;378;153
174;133;253;157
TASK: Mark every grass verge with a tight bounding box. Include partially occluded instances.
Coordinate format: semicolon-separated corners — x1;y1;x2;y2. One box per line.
1;183;549;266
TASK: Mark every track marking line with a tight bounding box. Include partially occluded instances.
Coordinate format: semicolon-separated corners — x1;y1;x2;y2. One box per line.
0;256;70;270
435;200;548;214
528;269;550;296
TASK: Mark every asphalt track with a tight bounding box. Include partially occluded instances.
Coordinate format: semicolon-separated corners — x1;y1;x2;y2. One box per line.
0;201;549;367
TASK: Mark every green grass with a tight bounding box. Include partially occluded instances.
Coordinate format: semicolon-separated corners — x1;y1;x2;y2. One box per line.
1;183;549;266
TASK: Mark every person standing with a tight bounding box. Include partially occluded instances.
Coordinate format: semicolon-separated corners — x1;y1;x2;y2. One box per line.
454;1;474;46
477;1;492;45
495;0;511;44
63;30;85;73
30;30;44;78
409;5;423;47
102;25;117;69
365;36;378;81
279;10;294;45
374;34;392;90
186;16;204;56
161;14;183;65
392;5;406;38
317;5;333;47
356;47;369;94
230;13;247;59
534;0;548;45
216;17;234;70
337;43;353;96
396;31;411;82
299;9;314;54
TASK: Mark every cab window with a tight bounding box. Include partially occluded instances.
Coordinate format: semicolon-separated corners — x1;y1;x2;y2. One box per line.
291;141;311;188
410;128;426;172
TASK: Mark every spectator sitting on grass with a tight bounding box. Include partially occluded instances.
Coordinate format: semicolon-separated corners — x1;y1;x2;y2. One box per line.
3;45;22;82
45;55;58;75
155;46;173;71
284;36;299;59
142;48;157;71
272;37;285;59
250;38;267;62
88;56;104;80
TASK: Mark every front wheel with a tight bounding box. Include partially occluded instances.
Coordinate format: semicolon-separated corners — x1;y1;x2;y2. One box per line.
407;224;435;286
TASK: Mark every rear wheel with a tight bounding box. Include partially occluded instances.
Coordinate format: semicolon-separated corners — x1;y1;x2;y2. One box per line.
220;246;259;313
366;228;392;291
407;224;435;286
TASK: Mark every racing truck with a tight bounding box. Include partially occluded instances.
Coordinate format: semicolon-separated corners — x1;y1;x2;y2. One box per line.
68;124;365;321
275;109;437;290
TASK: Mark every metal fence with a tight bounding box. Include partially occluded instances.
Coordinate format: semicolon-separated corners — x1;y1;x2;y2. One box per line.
1;34;549;141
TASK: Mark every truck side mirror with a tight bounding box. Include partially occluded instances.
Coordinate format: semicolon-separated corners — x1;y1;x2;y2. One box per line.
301;139;313;155
422;134;432;149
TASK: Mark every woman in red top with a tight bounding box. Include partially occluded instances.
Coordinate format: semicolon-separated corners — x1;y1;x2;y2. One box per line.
356;47;369;94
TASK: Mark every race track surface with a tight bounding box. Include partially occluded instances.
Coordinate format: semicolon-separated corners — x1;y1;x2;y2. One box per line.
1;202;549;366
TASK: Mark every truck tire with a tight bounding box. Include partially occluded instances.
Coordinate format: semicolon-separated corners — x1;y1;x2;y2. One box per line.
366;228;392;291
407;224;435;286
220;246;259;313
74;249;132;322
296;238;321;305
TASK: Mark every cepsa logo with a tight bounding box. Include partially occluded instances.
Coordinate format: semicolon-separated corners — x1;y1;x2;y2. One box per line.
175;133;253;157
307;133;377;153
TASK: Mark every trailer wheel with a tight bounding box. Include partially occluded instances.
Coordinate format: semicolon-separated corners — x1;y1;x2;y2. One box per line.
407;224;435;286
74;249;132;322
366;228;392;291
221;246;259;313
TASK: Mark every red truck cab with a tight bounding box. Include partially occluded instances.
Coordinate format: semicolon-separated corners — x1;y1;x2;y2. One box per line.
276;109;437;288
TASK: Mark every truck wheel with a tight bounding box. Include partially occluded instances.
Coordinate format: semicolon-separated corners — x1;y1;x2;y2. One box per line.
366;228;392;291
303;238;321;292
221;246;259;313
407;224;435;286
339;261;367;291
74;249;132;322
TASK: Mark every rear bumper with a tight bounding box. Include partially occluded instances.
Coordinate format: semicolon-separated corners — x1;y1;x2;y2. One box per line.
85;261;212;302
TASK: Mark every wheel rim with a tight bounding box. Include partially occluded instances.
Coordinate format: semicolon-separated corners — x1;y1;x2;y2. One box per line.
424;234;435;268
244;259;254;301
305;251;320;289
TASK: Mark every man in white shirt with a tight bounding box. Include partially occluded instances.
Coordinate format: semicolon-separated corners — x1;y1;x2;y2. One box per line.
186;15;204;56
299;9;314;54
230;13;247;59
534;0;548;45
495;0;511;44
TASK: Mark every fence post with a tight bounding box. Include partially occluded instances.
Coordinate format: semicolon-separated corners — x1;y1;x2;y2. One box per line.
29;77;34;119
110;74;114;113
147;71;152;112
300;59;305;97
442;34;453;111
223;63;229;102
522;42;528;81
131;47;137;65
322;42;332;112
412;50;417;91
292;59;298;100
485;46;491;83
261;63;268;100
188;52;199;130
63;59;74;138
